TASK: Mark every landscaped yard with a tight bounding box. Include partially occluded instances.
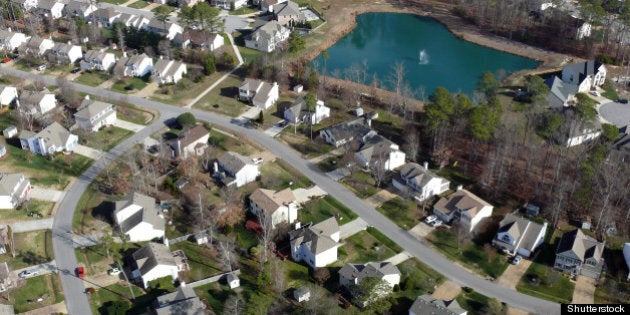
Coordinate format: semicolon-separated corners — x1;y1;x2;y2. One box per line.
426;229;509;278
127;0;150;8
170;240;225;282
111;77;148;93
377;197;421;230
117;104;155;125
79;126;133;151
193;74;247;117
339;229;398;264
0;200;54;221
298;195;357;226
150;72;222;106
10;274;65;313
0;230;54;269
75;71;110;87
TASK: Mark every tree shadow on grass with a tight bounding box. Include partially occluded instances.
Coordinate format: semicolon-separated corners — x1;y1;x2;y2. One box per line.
91;201;115;225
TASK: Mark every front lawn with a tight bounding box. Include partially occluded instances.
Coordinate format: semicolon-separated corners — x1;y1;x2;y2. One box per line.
298;195;357;226
169;240;224;282
229;6;258;15
192;74;247;117
340;171;378;198
11;274;65;313
390;258;445;312
127;0;150;8
79;126;134;151
456;287;505;314
73;185;113;234
117;104;155;125
516;243;575;303
0;200;54;221
89;283;146;315
340;230;397;264
151;4;175;13
601;81;619;100
377;197;420;230
111;77;148;93
0;230;54;269
259;159;313;191
99;0;127;3
75;71;110;87
237;46;261;65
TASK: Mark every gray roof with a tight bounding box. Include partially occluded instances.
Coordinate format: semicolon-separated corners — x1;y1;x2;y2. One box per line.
217;151;251;173
37;0;63;10
339;261;400;284
153;59;186;78
249;188;295;214
115;192;164;234
35;122;73;148
545;76;577;108
0;173;25;196
495;213;546;252
324;117;373;143
434;189;491;218
83;49;113;63
275;1;303;18
289;217;340;255
19;88;53;108
294;285;310;297
564;60;603;85
75;98;113;120
399;162;444;188
556;229;605;263
52;42;75;54
154;286;205;315
409;294;467;315
132;242;177;275
93;7;119;19
357;135;398;163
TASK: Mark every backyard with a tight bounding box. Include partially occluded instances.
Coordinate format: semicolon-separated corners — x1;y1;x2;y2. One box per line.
298;195;357;226
88;282;146;315
169;240;225;282
79;126;134;152
10;274;65;313
0;200;54;222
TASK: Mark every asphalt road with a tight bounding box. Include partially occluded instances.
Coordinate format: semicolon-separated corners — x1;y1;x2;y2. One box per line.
0;66;561;315
599;100;630;127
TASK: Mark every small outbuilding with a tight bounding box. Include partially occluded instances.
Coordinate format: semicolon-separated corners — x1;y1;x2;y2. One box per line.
2;126;17;139
524;203;541;216
293;286;310;302
293;84;303;93
227;273;240;289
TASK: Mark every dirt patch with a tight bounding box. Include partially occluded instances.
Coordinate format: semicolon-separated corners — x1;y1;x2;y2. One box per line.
572;276;596;304
496;259;532;290
431;280;462;301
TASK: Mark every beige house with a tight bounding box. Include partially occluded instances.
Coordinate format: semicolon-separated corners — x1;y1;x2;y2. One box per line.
554;229;605;279
249;188;297;227
433;188;493;233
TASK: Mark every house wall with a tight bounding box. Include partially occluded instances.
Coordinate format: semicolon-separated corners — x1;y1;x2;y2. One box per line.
235;164;259;187
314;246;338;268
141;265;179;288
0;196;14;209
385;150;406;171
64;134;78;152
0;87;18;106
566;130;601;147
181;133;209;158
468;206;493;233
127;222;165;242
433;208;455;224
382;274;401;288
116;204;143;223
271;205;288;227
253;84;279;109
39;94;57;114
210;35;224;51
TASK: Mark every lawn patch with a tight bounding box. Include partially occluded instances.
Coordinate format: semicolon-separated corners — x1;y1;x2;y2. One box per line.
151;4;175;13
0;230;54;269
390;258;445;312
111;77;148;93
376;197;420;230
601;82;618;100
128;0;150;8
237;46;261;65
516;242;575;303
89;283;145;315
170;240;224;282
193;74;247;117
341;171;377;198
341;230;397;264
456;288;505;314
229;5;258;15
11;274;65;313
117;104;155;125
79;126;134;151
73;186;113;234
0;200;54;221
299;195;357;225
76;71;110;87
259;159;312;191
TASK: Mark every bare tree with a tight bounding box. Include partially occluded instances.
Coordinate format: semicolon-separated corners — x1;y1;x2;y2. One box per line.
224;295;245;315
255;209;273;267
219;239;237;272
403;128;420;162
369;154;387;188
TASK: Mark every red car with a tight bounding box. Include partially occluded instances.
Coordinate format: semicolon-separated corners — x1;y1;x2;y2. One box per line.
1;57;10;63
76;266;85;278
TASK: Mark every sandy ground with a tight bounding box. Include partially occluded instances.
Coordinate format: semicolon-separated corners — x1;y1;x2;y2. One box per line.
431;280;462;300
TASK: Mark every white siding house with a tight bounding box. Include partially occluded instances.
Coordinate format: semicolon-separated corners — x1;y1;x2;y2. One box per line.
355;135;406;171
0;173;31;209
114;53;153;77
0;29;29;51
49;42;83;64
0;86;18;108
561;61;606;93
244;21;290;52
114;192;165;242
131;243;179;288
289;217;341;268
216;152;259;187
249;188;297;227
167;124;209;159
80;50;116;71
152;59;187;85
238;79;279;110
19;122;78;156
18;88;56;115
492;213;547;258
74;97;117;132
392;162;450;202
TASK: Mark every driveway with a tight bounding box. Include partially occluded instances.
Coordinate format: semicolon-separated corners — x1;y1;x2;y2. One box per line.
12;260;57;278
408;222;434;239
29;187;65;202
293;186;327;204
364;189;398;207
224;15;252;33
572;276;595;304
11;218;53;232
598;101;630;127
432;280;462;301
339;218;368;239
326;167;350;181
496;259;532;290
264;122;287;137
114;119;146;132
384;251;411;265
73;145;103;160
21;301;68;315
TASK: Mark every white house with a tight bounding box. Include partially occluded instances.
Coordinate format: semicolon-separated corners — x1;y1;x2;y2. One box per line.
320;117;375;148
11;0;38;11
18;36;54;57
561;60;606;93
0;29;29;51
118;13;149;29
167;124;209;159
238;79;279;110
0;173;31;209
0;86;18;108
152;59;187;85
392;162;450;202
245;20;290;53
74;97;117;132
433;188;494;233
355;135;406;171
173;30;224;51
93;8;120;27
210;0;246;10
409;295;467;315
227;273;240;289
545;76;577;109
18;88;56;115
261;0;287;13
216;151;259;187
113;53;153;77
339;261;400;307
492;213;547;258
49;42;83;64
35;0;65;19
114;192;165;242
80;49;116;71
558;116;601;147
289;217;341;268
145;19;184;40
64;0;97;18
19;122;78;156
131;243;180;288
623;243;630;281
284;97;330;125
249;188;297;227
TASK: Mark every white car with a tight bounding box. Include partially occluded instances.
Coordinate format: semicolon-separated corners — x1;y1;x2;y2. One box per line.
424;215;437;224
511;255;523;265
429;219;443;228
18;269;40;278
252;157;263;165
590;91;601;97
107;268;121;276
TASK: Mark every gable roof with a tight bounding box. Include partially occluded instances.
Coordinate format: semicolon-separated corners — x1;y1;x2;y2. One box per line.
93;7;119;19
248;20;287;42
545;76;577;108
289;217;340;255
37;0;64;10
153;59;186;78
357;135;399;162
83;49;113;62
275;0;302;17
171;125;208;149
35;122;73;148
434;189;491;217
409;294;467;315
564;60;604;85
556;229;605;263
496;213;546;250
339;261;401;283
75;98;113;120
217;151;251;173
20;88;53;107
324;117;373;142
0;173;24;196
115;192;156;216
250;188;295;213
154;285;205;314
399;162;444;187
132;242;176;275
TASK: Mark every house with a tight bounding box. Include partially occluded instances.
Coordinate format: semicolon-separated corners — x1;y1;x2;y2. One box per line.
80;50;116;72
261;0;287;13
524;203;541;216
19;122;78;156
0;29;29;51
0;262;11;293
48;42;83;64
173;30;224;51
0;173;31;209
0;146;4;159
409;294;467;315
93;8;120;27
244;21;290;53
131;243;180;288
145;19;184;40
3;126;17;138
118;13;149;29
178;0;199;7
113;53;153;77
210;0;246;10
35;0;65;19
561;60;606;93
293;286;310;302
215;151;260;187
0;86;18;108
167;124;209;159
18;88;56;115
355;135;406;171
492;213;547;258
623;243;630;281
392;162;450;202
238;79;279;109
554;112;601;147
153;285;206;315
64;0;97;18
339;261;400;307
0;226;8;254
433;188;493;233
289;217;341;268
249;188;297;227
11;0;38;11
114;192;165;242
274;1;305;26
17;36;54;57
545;76;577;109
152;59;187;85
227;273;240;289
320;117;375;148
74;96;117;132
554;229;605;279
284;96;330;125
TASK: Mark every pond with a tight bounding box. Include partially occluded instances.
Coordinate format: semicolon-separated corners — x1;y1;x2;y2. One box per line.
313;13;539;96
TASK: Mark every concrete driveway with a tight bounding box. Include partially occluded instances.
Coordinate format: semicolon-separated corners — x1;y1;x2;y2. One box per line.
572;276;596;304
11;218;53;232
73;145;103;159
384;252;411;265
12;260;57;278
29;187;65;202
496;258;532;290
339;218;368;239
599;101;630;127
409;222;434;239
364;189;398;207
114;119;146;132
293;186;327;204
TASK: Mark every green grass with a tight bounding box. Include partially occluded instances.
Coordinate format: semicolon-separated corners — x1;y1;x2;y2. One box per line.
151;4;175;13
73;185;112;234
456;288;506;314
193;74;247;117
298;195;357;226
111;77;148;93
595;275;630;304
233;223;258;250
229;5;258;15
259;159;313;191
601;81;619;100
340;230;397;264
0;200;54;219
127;0;150;8
170;240;224;282
341;171;377;198
11;274;65;313
150;72;223;106
426;229;509;278
89;283;145;315
285;260;310;287
0;230;54;269
99;0;127;4
390;258;445;312
79;126;134;151
75;71;111;87
366;227;403;252
516;243;575;303
194;282;239;314
237;46;261;64
117;104;154;125
376;197;420;230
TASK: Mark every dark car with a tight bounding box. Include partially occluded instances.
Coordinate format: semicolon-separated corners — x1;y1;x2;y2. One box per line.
70;67;81;74
618;98;628;104
76;266;85;278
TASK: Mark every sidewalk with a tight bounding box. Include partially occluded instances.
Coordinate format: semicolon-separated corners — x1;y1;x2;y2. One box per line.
384;251;411;265
339;218;368;239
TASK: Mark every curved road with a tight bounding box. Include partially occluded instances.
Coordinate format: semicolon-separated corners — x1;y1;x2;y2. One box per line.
0;66;560;315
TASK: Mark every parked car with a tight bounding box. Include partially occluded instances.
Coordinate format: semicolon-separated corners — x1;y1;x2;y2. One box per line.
1;57;10;63
618;98;628;104
511;255;523;265
76;266;85;278
37;65;46;71
18;269;40;278
429;219;443;228
70;67;81;74
424;215;437;224
252;157;263;165
590;91;601;97
107;268;121;276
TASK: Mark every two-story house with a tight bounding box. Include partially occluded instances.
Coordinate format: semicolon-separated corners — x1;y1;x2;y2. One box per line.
392;162;450;202
153;286;206;314
19;122;78;156
215;151;259;187
554;229;605;279
18;88;56;115
561;60;606;93
0;29;29;51
409;295;467;315
35;0;65;19
245;20;290;53
64;0;97;18
74;96;117;132
0;86;18;108
131;243;180;288
0;173;31;209
355;135;406;171
433;187;493;233
114;192;165;242
273;0;305;26
167;124;209;159
113;53;154;77
80;50;116;72
118;13;149;29
18;36;54;57
339;261;401;307
249;188;297;227
320;117;375;148
238;79;279;109
48;42;82;64
145;19;184;40
93;7;120;27
492;213;547;258
152;59;187;85
284;96;330;125
289;217;341;268
173;30;224;51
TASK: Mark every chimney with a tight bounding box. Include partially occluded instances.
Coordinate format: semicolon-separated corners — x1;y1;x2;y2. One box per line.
423;161;429;170
7;27;11;32
159;55;163;60
180;281;186;287
213;161;219;174
456;185;463;191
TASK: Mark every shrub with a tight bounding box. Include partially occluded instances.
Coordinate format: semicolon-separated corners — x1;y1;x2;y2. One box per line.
177;112;196;128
